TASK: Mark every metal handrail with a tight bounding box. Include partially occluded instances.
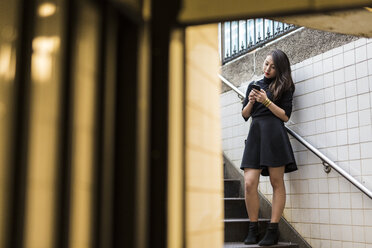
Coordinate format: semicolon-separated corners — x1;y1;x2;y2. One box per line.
219;74;372;199
218;74;245;100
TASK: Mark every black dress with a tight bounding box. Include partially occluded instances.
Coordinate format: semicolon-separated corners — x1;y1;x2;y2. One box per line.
240;77;297;176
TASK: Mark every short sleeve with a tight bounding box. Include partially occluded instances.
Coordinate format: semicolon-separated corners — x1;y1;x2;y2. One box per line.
242;82;254;121
279;89;294;119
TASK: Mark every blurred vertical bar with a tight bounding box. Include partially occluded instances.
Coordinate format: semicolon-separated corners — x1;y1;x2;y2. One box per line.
68;2;100;248
167;28;185;248
6;0;36;247
112;14;139;248
0;0;19;246
95;4;117;247
22;0;65;247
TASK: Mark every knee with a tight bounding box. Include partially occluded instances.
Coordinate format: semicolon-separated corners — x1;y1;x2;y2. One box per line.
245;180;258;193
269;177;284;189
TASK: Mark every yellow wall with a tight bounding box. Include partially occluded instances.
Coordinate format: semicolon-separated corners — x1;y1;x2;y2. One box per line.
185;24;224;248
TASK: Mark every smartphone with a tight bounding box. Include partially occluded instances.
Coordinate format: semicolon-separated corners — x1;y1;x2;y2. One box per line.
251;83;261;91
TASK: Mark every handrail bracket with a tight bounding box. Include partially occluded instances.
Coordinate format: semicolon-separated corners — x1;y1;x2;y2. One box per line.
322;161;331;174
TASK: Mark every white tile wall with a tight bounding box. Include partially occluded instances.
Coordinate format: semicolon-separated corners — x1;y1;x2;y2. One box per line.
360;125;372;142
334;54;344;70
335;84;346;100
338;145;349;161
313;61;323;76
347;96;359;112
355;38;367;47
348;112;359;128
356;61;368;79
359;109;371;126
346;80;358;97
345;65;357;82
345;50;356;67
356;46;367;63
337;130;348;145
367;43;372;59
335;69;345;85
344;41;355;51
358;77;370;94
324;72;335;88
324;57;334;74
349;144;360;160
350;160;362;176
361;142;372;159
220;38;372;247
368;60;372;75
351;209;364;225
336;99;347;115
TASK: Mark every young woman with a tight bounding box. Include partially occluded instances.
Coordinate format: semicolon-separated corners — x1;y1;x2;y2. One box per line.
241;49;297;246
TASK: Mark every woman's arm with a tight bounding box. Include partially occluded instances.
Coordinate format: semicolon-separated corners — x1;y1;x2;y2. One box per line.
251;89;289;122
265;101;289;122
242;101;254;119
242;90;256;120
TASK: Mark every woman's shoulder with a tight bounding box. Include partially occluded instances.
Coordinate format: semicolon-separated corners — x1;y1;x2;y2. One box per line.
247;78;264;89
248;80;257;86
256;78;266;86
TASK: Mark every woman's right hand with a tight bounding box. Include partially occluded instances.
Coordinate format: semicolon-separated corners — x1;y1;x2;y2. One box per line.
248;90;256;103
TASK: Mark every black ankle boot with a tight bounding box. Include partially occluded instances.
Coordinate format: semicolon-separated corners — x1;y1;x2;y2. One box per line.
244;221;259;244
258;222;279;246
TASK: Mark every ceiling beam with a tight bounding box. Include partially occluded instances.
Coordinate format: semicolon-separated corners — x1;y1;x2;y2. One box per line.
178;0;372;25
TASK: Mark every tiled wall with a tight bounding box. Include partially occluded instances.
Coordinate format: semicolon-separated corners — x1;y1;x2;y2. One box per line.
221;38;372;247
185;24;224;248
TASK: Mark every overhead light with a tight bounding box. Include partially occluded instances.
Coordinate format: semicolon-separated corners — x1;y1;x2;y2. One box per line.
364;7;372;12
38;2;57;17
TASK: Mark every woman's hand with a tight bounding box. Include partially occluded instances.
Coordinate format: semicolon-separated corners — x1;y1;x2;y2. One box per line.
248;90;256;103
252;89;268;103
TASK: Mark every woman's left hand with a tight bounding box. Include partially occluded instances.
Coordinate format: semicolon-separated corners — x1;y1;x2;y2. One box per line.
252;89;268;103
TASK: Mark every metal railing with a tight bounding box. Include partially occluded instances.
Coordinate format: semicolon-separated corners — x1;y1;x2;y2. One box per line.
219;74;372;199
221;19;298;64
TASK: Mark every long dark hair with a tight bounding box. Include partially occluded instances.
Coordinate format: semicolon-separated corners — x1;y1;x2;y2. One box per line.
268;49;295;101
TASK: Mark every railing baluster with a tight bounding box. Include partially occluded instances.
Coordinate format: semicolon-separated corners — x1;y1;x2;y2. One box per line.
221;18;298;64
253;19;256;47
246;20;249;49
229;21;232;60
221;22;225;62
237;20;240;53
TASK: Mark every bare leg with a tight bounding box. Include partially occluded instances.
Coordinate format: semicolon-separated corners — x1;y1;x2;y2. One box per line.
244;168;262;221
258;166;285;246
268;166;286;223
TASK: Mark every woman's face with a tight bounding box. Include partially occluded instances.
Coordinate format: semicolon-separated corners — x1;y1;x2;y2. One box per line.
263;55;276;79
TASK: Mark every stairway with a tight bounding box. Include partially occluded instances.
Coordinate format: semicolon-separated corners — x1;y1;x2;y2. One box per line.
223;178;299;248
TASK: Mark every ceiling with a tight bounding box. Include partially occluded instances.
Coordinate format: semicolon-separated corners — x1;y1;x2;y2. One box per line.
274;8;372;37
177;0;372;37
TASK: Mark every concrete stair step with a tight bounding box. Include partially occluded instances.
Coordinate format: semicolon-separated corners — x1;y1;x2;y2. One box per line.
223;156;306;248
224;219;270;242
224;179;241;198
224;198;248;219
224;242;299;248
